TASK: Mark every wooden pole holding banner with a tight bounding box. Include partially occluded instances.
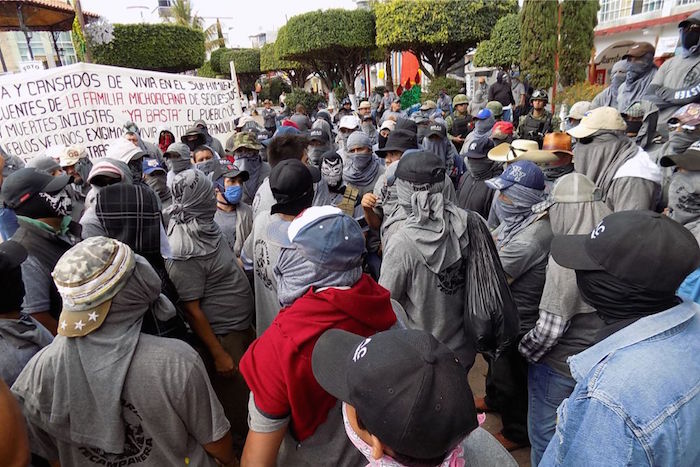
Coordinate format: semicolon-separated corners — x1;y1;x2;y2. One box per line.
229;60;243;116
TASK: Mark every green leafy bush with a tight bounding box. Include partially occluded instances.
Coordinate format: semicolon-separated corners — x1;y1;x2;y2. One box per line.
91;23;205;73
211;48;260;75
474;13;520;69
520;0;557;89
285;89;326;113
554;82;605;106
197;60;217;78
258;77;292;103
423;77;463;102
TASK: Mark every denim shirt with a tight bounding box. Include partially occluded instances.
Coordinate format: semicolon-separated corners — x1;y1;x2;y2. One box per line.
540;302;700;467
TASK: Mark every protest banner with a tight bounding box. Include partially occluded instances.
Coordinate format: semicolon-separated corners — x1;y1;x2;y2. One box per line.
0;62;239;160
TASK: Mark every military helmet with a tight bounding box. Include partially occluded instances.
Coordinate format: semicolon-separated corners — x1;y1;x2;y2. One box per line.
531;89;549;103
453;94;469;106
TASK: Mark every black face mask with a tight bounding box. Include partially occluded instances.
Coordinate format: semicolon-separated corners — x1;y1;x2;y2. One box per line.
378;133;388;149
129;159;144;181
625;119;643;135
0;266;25;313
577;136;594;145
682;27;700;51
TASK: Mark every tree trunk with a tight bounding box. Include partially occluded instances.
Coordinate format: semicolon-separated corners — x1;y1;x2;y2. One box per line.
73;0;91;63
384;50;394;92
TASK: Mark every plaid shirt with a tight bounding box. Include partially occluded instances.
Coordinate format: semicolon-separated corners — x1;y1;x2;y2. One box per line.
518;310;569;363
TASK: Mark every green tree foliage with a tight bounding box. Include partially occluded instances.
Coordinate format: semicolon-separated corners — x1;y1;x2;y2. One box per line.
559;0;598;86
210;48;261;95
375;0;517;79
71;16;86;62
257;77;292;103
91;23;205;73
422;76;462;102
275;9;380;94
197;60;217;78
284;88;326;113
520;0;558;89
260;43;311;88
473;13;520;69
165;0;219;51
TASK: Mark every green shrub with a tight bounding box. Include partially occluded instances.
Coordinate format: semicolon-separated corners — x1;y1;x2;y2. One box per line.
554;82;605;106
211;48;260;75
423;76;463;102
197;60;217;78
91;23;205;73
258;77;292;103
285;89;326;113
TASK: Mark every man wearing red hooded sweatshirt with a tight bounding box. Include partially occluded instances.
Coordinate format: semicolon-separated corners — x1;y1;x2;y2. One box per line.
239;206;398;466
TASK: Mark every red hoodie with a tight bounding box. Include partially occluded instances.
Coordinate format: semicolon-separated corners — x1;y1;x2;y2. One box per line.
239;274;397;442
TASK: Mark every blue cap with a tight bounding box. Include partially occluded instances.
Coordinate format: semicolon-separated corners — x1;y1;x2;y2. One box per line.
142;157;166;175
262;125;301;147
287;206;365;271
475;108;493;120
485;160;545;191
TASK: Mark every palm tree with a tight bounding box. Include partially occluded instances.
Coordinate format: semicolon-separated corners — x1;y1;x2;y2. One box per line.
166;0;220;51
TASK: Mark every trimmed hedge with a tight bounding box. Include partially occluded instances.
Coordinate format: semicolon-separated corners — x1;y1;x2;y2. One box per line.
91;23;205;73
211;48;260;76
422;77;463;102
285;89;326;113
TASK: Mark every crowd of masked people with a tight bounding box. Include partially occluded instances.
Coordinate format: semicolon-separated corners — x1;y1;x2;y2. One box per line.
1;12;700;467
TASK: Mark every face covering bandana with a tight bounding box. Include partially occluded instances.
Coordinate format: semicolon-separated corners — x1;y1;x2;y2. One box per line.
378;133;388;149
195;158;218;176
625;119;643;135
344;151;379;186
166;157;191;174
625;60;652;84
145;174;170;201
15;190;72;219
321;157;343;189
128;159;143;181
668;130;698;156
224;185;243;205
73;157;92;186
495;184;545;247
542;163;574;181
307;146;328;167
351;152;373;170
668;171;700;225
159;132;174;154
681;27;700;57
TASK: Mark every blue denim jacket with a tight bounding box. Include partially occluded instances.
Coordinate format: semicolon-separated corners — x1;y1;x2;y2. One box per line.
540;302;700;467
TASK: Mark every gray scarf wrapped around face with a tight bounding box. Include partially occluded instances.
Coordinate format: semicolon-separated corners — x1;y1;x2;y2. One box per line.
669;171;700;242
395;178;469;274
573;131;639;197
343;151;381;187
166;169;222;260
495;184;545;248
274;247;363;307
540;199;612;319
234;152;264;200
11;256;174;454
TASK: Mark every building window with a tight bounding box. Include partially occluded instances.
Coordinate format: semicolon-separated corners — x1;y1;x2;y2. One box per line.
677;0;700;5
598;0;633;23
14;31;46;63
55;31;77;65
641;0;663;12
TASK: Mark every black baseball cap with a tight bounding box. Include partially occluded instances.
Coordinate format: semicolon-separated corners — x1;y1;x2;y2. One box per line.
270;159;315;216
0;240;28;271
375;130;418;157
395;118;418;134
312;328;478;460
465;138;496;159
1;167;71;209
425;123;447;139
308;128;330;144
395;150;445;184
216;161;249;182
551;210;700;292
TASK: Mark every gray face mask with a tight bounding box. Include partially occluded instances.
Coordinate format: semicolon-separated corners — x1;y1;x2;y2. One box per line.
166;157;191;174
194;158;218;176
307;146;328;167
350;152;373;170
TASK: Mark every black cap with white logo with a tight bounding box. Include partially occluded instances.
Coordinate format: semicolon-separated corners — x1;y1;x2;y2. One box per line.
551;210;700;291
312;328;477;461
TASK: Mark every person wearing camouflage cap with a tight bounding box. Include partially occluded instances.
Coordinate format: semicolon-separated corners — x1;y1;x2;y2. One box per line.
12;236;238;466
231;131;270;206
486;100;504;121
645;11;700;137
446;94;472;151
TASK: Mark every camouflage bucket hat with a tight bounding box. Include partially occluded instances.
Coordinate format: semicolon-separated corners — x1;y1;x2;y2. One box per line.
52;236;136;337
231;131;263;152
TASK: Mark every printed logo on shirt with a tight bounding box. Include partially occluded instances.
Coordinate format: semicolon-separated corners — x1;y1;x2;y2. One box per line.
353;338;372;362
254;239;274;289
437;260;466;295
79;400;153;465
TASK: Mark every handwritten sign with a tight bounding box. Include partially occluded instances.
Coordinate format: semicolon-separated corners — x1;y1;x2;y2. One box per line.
0;62;238;160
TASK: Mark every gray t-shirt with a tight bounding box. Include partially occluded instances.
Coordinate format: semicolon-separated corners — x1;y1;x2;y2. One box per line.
214;203;253;258
379;234;475;369
650;53;700;136
498;219;553;334
242;211;287;336
167;241;254;335
20;255;53;315
214;209;238;255
0;314;53;386
22;336;230;466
